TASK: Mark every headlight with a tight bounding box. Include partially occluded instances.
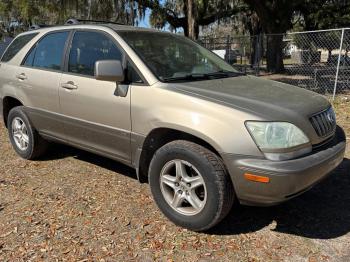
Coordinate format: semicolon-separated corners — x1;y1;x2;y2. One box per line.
246;122;311;161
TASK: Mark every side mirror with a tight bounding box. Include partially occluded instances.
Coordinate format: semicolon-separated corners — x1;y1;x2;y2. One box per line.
94;60;124;82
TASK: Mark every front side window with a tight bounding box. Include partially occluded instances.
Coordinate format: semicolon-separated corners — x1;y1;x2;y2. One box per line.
23;31;69;70
118;31;240;82
68;31;122;76
1;33;38;62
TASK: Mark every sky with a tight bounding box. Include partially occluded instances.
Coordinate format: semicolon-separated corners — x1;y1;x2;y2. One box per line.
137;8;151;28
136;7;184;34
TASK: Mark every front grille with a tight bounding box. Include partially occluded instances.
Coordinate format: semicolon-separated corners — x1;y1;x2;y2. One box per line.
310;107;336;137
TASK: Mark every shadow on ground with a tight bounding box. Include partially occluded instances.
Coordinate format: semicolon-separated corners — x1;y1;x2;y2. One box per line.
40;143;137;180
41;144;350;239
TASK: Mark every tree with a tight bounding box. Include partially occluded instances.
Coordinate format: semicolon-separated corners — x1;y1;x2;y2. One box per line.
0;0;244;41
0;0;138;30
295;0;350;62
243;0;305;73
136;0;242;39
298;0;350;31
244;12;262;66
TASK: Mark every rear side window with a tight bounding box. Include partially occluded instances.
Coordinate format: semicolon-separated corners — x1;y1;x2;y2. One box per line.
23;31;69;70
68;31;122;76
1;33;38;62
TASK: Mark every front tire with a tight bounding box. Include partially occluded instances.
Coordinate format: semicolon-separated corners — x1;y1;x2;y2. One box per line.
149;140;234;231
8;106;48;160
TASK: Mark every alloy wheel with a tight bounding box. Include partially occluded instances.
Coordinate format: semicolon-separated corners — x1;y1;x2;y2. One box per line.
159;159;207;216
11;117;29;151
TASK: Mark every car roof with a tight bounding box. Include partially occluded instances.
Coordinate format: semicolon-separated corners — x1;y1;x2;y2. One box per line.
104;24;161;32
21;23;163;35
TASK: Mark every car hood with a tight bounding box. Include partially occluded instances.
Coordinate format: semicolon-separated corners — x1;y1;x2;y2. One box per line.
169;75;330;120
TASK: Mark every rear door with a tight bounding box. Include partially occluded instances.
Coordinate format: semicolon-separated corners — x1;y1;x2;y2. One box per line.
59;30;132;163
14;31;71;139
0;33;38;120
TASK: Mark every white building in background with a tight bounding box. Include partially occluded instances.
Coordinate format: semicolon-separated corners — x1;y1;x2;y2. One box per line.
283;38;300;56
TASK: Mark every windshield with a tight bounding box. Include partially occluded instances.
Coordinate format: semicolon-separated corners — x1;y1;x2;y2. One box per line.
118;31;241;82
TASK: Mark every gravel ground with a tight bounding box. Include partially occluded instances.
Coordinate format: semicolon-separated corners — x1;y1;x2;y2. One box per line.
0;98;349;261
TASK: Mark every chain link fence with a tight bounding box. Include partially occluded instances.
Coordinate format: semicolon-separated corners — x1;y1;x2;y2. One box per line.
199;28;350;100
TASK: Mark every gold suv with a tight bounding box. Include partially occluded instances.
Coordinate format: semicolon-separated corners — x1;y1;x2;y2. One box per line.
0;20;346;231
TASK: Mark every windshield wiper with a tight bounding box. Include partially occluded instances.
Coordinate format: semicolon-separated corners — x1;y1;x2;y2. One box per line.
162;73;210;83
207;70;245;78
162;71;245;83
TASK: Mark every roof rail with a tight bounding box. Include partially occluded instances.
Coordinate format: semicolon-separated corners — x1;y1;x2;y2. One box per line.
65;18;125;26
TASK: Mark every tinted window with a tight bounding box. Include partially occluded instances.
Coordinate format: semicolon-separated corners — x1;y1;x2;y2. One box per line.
118;31;237;82
24;31;69;70
127;62;143;83
1;33;38;62
68;31;122;76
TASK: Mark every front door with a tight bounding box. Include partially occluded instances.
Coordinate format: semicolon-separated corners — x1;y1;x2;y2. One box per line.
59;30;131;163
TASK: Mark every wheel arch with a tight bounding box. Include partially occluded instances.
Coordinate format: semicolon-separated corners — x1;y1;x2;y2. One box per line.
2;96;24;128
136;127;224;183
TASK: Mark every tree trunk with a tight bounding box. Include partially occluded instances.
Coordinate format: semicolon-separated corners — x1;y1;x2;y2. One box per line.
247;13;262;66
131;0;135;25
87;0;92;20
183;24;189;37
187;0;196;39
244;1;295;73
250;35;263;67
194;23;199;39
266;34;284;73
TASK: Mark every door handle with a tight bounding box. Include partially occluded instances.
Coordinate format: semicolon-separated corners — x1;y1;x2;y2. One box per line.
16;73;27;80
61;81;78;90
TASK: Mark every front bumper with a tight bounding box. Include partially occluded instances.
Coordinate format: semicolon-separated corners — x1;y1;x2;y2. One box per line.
223;126;346;206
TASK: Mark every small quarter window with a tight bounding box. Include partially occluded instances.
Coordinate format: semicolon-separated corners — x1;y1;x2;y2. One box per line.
23;46;36;67
127;62;143;84
1;33;38;62
68;31;122;76
24;31;69;70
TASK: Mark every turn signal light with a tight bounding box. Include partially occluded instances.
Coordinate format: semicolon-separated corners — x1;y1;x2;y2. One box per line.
244;173;270;183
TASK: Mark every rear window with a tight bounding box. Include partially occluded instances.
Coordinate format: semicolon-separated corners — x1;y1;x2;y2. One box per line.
1;33;38;62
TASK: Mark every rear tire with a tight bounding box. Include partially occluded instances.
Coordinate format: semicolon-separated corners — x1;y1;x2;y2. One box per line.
8;106;48;160
149;140;234;231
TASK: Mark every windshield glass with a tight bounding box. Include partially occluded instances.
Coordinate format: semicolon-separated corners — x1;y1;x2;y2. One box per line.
118;31;240;82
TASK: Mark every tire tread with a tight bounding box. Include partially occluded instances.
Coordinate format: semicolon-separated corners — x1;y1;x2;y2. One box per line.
149;140;234;231
8;106;48;160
